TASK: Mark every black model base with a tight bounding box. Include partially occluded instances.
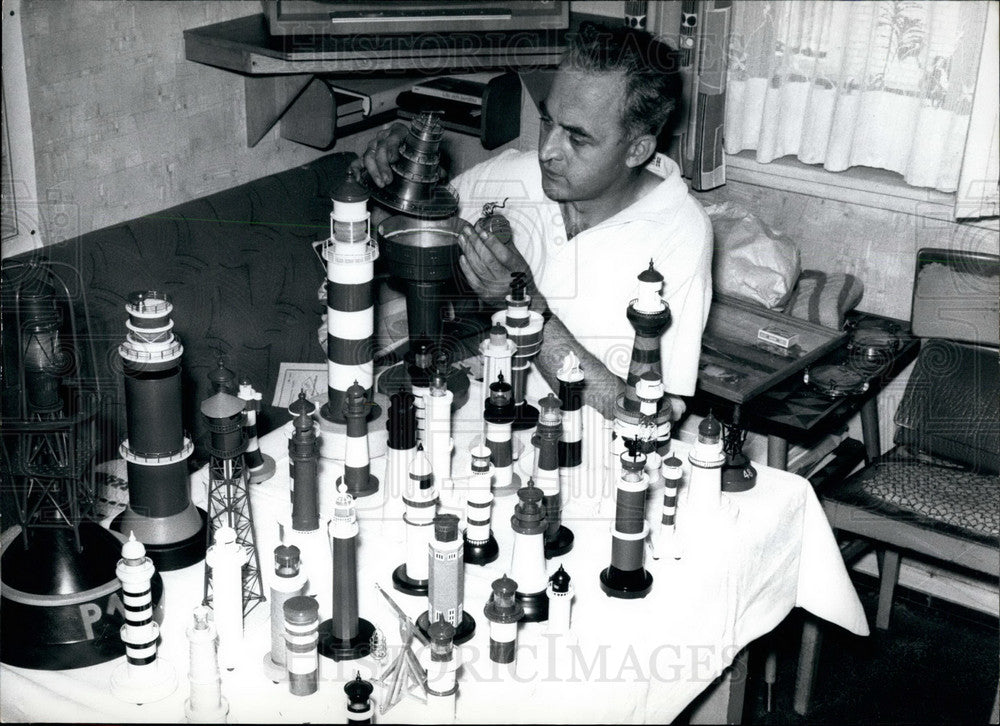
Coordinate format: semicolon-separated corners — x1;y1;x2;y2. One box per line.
0;522;164;670
317;617;376;662
722;454;757;493
516;589;549;623
464;534;499;566
416;611;476;646
337;473;380;499
510;402;539;431
391;563;429;596
543;526;575;559
111;506;208;572
600;565;653;599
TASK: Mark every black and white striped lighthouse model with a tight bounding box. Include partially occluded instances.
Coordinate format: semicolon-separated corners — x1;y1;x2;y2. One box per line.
557;352;585;500
484;374;520;496
600;439;653;599
509;480;549;622
654;452;683;560
492;272;544;430
318;175;386;460
337;381;379;498
110;533;177;704
463;445;499;565
533;394;574;558
392;444;436;596
238;379;275;483
319;484;375;661
263;545;307;682
424;368;454;501
113;291;206;570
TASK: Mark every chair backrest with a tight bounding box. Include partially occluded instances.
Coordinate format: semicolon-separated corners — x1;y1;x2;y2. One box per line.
893;248;1000;474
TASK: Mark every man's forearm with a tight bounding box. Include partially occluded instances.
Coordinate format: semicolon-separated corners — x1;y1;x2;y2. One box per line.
532;313;624;420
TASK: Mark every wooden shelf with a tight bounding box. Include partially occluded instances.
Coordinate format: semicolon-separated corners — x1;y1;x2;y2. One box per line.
183;13;565;147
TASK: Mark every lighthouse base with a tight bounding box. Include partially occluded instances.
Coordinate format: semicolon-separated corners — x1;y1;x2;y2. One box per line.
600;565;653;599
336;473;380;500
391;564;429;596
417;611;476;646
248;454;276;484
510;402;539;431
543;525;575;559
111;503;208;571
317;617;376;662
464;534;499;566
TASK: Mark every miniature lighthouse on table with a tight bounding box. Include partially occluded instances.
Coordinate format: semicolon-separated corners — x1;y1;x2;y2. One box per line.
417;513;476;645
600;439;653;599
463;445;499;566
393;444;437;596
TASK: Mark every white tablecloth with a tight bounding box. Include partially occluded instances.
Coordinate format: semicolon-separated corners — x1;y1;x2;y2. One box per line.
1;370;867;724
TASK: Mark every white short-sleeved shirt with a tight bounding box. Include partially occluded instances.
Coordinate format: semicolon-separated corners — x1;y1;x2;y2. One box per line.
452;149;713;397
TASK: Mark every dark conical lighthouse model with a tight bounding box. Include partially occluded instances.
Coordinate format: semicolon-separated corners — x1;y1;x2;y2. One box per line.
600;438;653;599
113;291;206;569
289;409;320;534
337;381;379;498
533;393;574;558
319;484;375;661
509;480;549;622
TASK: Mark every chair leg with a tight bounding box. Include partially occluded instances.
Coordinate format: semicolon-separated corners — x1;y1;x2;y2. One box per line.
793;618;823;716
990;678;998;725
876;548;901;630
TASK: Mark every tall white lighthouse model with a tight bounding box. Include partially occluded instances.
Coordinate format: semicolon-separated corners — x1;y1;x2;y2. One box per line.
687;413;725;513
393;444;437;596
463;445;499;566
509;481;549;622
318;175;384;460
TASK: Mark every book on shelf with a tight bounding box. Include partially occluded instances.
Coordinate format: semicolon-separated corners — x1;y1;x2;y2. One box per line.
410;76;487;106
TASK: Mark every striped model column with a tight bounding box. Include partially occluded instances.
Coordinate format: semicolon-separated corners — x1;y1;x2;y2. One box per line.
263;545;307;682
634;372;665;490
408;340;434;444
337;381;379;498
385;391;418;500
480;323;515;406
484;374;520;497
238;379;275;483
110;533;176;704
654;453;683;561
184;605;228;723
321;176;379;426
420;618;460;721
557;352;585;503
392;444;437;596
345;672;375;724
283;595;319;696
289;410;320;533
463;445;499;566
424;368;454;500
491;272;544;430
533;394;574;558
509;480;549;622
599;440;653;599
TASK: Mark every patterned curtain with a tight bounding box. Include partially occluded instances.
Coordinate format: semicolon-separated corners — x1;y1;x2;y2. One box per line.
724;1;989;192
676;1;733;191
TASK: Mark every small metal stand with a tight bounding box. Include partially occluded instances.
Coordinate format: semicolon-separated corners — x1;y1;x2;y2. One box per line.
721;405;757;492
373;584;428;716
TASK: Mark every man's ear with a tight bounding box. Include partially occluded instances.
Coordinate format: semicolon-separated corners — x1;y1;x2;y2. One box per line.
625;133;657;169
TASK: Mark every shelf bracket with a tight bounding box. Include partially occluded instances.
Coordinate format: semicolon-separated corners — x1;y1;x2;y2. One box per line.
243;74;314;147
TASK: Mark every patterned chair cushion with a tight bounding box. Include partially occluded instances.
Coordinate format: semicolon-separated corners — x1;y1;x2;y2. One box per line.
855;459;999;540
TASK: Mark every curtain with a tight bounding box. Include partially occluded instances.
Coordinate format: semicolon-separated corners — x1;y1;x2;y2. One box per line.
724;1;989;193
676;1;733;191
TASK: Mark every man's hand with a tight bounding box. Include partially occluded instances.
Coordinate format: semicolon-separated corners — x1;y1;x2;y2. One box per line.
349;122;409;187
457;222;542;309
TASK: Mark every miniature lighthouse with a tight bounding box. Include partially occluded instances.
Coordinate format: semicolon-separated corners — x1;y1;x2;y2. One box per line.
546;565;575;635
337;381;379;498
289;409;320;533
480;323;516;405
483;574;524;664
420;618;461;720
464;445;499;566
205;526;250;670
263;544;307;682
385;391;418;498
533;393;574;558
319;484;375;661
557;352;585;498
110;533;177;704
345;672;375;724
492;272;545;430
393;444;437;596
484;374;520;496
238;378;275;483
600;439;653;599
687;412;725;513
654;452;683;560
509;480;549;622
184;606;228;723
424;367;454;496
417;513;476;645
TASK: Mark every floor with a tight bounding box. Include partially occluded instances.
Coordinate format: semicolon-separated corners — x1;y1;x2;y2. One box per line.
743;573;999;724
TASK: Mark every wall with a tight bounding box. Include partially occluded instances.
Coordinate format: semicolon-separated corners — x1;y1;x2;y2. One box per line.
13;0;526;252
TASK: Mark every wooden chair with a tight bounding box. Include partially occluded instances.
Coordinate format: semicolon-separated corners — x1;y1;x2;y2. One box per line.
794;249;1000;719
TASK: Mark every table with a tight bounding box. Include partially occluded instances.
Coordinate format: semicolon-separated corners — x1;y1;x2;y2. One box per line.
0;370;868;724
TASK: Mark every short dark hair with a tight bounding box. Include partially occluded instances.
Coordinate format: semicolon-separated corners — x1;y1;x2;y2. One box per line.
562;22;682;141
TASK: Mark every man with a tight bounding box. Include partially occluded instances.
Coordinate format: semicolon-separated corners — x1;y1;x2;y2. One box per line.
358;24;713;421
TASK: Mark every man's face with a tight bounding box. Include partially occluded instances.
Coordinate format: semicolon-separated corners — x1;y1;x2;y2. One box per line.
537;68;632;203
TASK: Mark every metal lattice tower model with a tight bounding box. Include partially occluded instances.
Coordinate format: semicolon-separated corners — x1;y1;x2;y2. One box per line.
201;390;265;617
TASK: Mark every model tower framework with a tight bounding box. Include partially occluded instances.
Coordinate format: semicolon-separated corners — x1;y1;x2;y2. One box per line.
114;291;206;569
201;389;265;616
